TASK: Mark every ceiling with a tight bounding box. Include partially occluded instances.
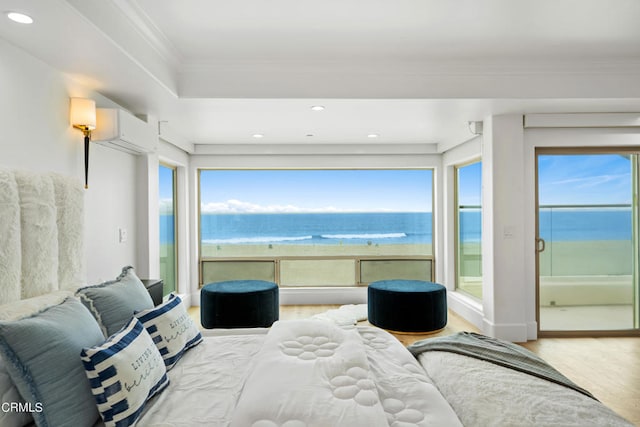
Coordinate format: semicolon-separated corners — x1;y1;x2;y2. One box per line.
1;0;640;151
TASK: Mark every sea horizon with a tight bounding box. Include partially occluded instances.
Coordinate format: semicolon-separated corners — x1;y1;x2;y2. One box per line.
199;212;431;246
161;209;633;245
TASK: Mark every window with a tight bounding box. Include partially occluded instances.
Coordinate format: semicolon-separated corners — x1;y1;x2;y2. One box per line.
159;164;177;295
199;169;433;287
455;161;482;299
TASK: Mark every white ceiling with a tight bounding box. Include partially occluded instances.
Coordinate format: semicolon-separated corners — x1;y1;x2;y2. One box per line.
1;0;640;151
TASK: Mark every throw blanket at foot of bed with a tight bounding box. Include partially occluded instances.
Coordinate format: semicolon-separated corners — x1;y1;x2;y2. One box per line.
231;320;462;427
408;331;595;399
409;332;633;427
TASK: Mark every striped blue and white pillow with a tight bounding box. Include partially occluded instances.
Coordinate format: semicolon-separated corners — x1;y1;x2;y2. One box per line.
81;318;169;427
135;294;202;369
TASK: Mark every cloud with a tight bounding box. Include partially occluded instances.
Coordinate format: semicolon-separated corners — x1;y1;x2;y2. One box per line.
552;173;629;188
159;198;174;214
200;199;402;214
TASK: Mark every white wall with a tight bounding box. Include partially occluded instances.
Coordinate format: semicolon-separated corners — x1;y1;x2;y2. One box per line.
0;38;140;284
482;115;529;341
135;152;159;282
84;144;139;282
0;39;77;173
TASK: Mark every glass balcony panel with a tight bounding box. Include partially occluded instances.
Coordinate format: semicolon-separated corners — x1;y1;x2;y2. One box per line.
279;259;355;287
360;259;432;283
201;260;276;285
538;205;634;331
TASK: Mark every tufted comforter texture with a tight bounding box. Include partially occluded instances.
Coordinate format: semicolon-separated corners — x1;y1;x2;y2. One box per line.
230;320;461;427
130;320;461;427
77;319;633;427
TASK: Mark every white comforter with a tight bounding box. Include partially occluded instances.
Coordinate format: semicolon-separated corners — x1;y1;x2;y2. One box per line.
231;320;461;427
136;320;461;427
136;334;265;426
105;320;633;427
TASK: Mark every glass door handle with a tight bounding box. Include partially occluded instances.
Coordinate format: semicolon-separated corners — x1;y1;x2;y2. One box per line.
536;238;546;253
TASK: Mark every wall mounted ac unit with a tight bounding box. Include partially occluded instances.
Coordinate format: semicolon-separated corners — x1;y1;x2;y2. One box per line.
92;108;156;154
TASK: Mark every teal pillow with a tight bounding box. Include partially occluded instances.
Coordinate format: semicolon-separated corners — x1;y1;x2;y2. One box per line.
0;297;105;427
76;266;154;337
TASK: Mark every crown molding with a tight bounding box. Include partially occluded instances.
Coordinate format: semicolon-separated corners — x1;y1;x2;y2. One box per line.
111;0;182;67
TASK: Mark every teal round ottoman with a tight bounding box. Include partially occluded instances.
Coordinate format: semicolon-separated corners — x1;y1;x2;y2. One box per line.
368;280;447;332
201;280;279;329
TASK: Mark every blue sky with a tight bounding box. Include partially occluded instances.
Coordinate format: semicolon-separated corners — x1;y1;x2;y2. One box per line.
159;165;174;213
163;154;630;214
199;169;433;213
538;154;631;205
457;162;482;206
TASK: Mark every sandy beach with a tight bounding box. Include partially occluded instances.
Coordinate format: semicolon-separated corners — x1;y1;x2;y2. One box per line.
538;240;631;276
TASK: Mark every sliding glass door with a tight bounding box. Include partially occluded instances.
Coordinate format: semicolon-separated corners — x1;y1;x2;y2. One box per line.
537;150;639;333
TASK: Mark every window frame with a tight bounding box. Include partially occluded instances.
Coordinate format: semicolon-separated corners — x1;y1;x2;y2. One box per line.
159;162;178;296
197;167;435;287
454;159;483;299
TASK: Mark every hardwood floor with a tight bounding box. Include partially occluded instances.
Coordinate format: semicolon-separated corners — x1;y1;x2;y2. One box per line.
189;304;640;424
520;337;640;425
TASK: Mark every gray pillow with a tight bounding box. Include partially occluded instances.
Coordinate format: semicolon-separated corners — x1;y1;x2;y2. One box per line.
76;266;154;337
0;290;75;427
0;297;104;427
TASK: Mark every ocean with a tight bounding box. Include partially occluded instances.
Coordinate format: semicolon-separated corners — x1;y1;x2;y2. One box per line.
160;209;633;245
199;212;431;246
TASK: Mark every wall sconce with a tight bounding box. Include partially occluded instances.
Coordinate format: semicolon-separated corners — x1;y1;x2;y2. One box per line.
70;98;96;189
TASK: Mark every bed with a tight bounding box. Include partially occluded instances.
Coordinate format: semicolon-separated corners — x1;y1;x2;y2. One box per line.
0;169;633;427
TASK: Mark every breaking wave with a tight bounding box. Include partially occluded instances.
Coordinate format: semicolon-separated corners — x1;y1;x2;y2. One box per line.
320;233;407;240
203;235;313;244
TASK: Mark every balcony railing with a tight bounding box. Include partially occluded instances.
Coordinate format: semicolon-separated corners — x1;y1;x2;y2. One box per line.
538;204;632;277
200;255;434;288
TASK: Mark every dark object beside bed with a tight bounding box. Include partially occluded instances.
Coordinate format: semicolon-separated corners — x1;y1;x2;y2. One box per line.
200;280;279;328
141;279;164;306
368;280;447;332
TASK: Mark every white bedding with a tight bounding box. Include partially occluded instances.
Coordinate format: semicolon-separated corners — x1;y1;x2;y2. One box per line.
418;351;633;427
135;334;265;426
3;316;629;427
87;320;633;427
134;320;461;427
231;320;460;427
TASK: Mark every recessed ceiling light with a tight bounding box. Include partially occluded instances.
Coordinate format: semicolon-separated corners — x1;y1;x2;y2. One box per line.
367;134;379;138
7;12;33;24
310;105;325;111
252;134;264;139
306;134;314;137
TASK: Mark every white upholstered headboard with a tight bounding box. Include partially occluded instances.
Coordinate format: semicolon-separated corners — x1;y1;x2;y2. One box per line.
0;169;84;305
